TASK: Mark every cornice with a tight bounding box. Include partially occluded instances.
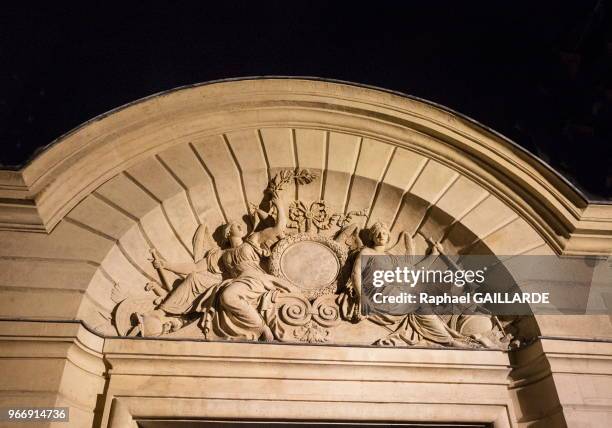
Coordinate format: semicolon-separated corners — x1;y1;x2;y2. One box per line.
0;77;610;255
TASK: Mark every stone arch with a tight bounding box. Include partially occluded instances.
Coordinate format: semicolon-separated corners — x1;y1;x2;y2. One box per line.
58;129;549;337
2;79;608;253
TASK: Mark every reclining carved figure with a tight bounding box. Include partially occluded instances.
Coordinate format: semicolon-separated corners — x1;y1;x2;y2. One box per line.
139;196;296;340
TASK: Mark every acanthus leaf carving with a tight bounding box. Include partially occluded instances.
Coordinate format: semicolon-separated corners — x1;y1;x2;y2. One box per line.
293;322;330;343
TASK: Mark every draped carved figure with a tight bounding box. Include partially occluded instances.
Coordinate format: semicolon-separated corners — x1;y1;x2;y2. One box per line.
195;217;297;341
337;221;492;348
139;194;296;340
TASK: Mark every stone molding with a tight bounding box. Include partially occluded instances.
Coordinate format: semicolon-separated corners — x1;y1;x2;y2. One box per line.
0;78;609;255
4;319;612;427
0;320;513;427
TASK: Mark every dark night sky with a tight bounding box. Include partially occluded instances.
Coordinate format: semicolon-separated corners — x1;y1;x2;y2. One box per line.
1;1;611;199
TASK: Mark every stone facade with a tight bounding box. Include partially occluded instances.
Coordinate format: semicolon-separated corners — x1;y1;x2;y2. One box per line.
0;79;611;427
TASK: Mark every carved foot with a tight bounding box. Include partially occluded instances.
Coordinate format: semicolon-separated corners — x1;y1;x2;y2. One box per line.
137;310;184;337
449;338;478;349
136;312;164;337
470;333;498;349
259;325;275;342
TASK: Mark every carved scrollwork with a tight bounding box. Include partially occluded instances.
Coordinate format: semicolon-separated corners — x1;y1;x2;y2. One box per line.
312;294;341;328
272;293;338;343
271;292;340;342
277;293;312;326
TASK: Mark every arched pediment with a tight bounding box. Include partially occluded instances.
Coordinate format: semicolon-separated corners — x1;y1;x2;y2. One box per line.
62;131;550;342
0;78;609;255
1;78;610;344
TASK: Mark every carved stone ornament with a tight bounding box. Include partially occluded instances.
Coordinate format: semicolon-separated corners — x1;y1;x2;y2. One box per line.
288;199;368;233
269;232;348;300
111;168;520;349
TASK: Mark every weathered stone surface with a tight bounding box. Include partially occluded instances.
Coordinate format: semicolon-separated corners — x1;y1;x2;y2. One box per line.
281;241;339;288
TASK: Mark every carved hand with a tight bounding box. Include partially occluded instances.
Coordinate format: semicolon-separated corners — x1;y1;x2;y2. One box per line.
433;240;445;254
427;237;445;255
248;202;259;214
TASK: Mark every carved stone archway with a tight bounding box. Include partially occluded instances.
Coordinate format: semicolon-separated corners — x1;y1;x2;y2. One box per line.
1;78;611;427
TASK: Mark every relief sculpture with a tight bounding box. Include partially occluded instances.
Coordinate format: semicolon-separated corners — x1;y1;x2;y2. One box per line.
113;169;518;349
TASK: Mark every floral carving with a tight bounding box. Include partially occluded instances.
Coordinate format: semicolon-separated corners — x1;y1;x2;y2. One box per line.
293;322;330;343
266;169;318;196
288;199;368;233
